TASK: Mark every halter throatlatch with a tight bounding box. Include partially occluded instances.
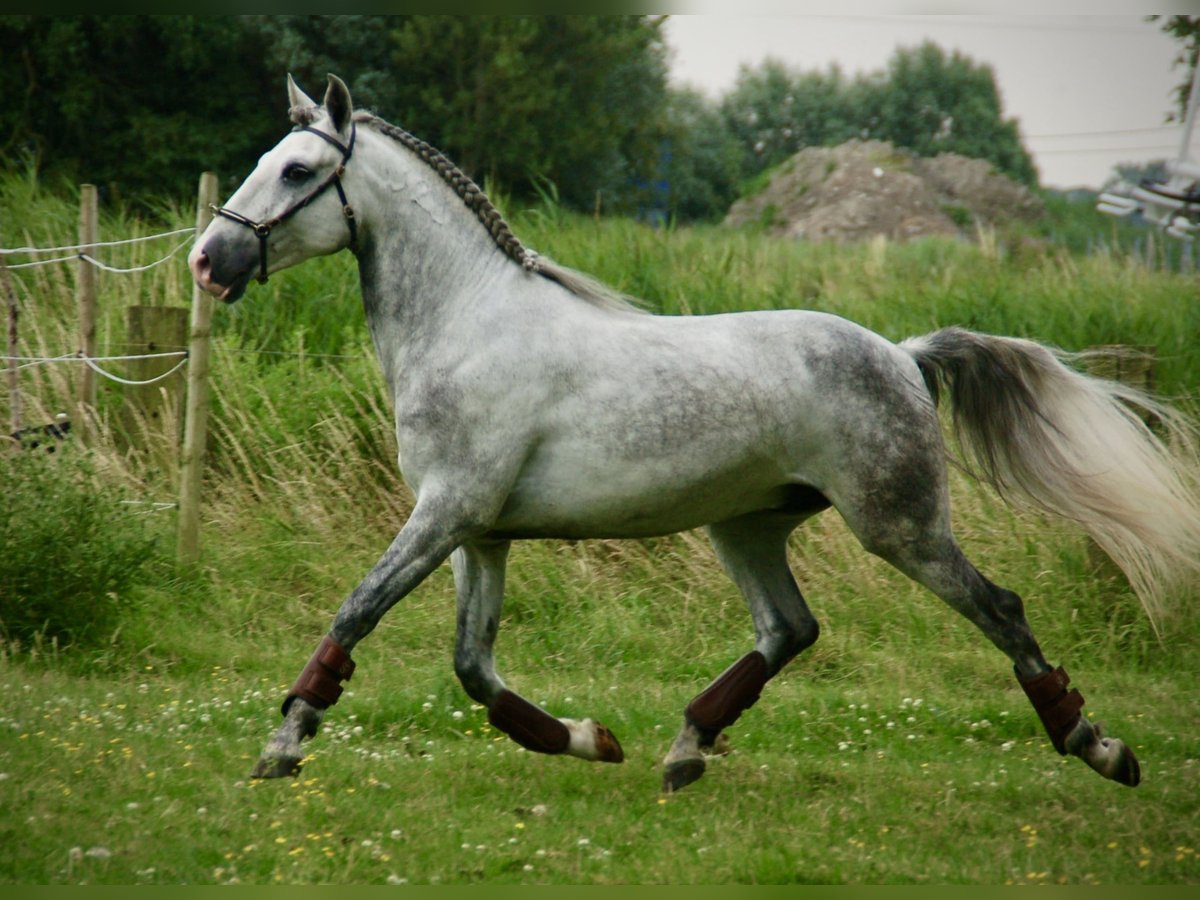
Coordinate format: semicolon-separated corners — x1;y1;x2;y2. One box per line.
211;123;357;285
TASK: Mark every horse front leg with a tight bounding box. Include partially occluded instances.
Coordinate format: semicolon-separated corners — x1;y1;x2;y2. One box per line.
251;498;475;779
452;540;624;764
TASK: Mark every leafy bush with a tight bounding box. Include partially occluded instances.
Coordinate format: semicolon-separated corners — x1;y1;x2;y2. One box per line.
0;445;161;649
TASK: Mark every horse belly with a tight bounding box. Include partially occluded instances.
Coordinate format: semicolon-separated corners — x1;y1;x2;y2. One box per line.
489;443;793;540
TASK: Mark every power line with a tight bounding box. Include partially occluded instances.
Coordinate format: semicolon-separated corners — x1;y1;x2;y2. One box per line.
784;14;1168;36
1034;144;1180;155
1028;125;1180;140
216;346;371;362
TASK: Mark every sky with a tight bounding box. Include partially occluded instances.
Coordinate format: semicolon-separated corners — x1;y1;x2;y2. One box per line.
661;13;1191;190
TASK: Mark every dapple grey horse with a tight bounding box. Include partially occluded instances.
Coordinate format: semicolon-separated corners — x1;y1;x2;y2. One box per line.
189;75;1200;792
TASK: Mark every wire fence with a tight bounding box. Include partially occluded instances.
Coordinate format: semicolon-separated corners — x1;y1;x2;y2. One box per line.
2;222;372;388
4;343;372;384
2;224;199;396
3;350;188;380
0;227;196;271
4;174;229;559
2;200;373;537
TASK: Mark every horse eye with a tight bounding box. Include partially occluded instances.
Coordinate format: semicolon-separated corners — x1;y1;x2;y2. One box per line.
283;164;312;183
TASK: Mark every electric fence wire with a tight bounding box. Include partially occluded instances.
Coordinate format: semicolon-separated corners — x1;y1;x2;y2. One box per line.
0;226;196;271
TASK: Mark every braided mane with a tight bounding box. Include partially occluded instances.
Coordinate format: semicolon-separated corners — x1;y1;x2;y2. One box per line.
290;103;635;310
356;112;540;273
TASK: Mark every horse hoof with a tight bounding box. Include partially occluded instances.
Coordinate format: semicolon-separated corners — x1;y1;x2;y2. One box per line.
593;723;625;763
1066;719;1140;788
662;757;706;793
1081;734;1140;788
1110;740;1140;788
250;754;303;779
564;718;625;762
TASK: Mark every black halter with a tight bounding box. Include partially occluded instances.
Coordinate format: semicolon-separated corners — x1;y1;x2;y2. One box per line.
211;123;358;284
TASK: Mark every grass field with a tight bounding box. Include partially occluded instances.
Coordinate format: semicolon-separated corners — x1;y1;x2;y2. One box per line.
1;174;1198;884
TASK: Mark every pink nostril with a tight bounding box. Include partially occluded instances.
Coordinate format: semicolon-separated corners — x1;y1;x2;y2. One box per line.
189;246;212;285
187;245;232;300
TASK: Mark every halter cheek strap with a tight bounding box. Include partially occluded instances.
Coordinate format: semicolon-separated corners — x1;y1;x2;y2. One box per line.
211;123;357;285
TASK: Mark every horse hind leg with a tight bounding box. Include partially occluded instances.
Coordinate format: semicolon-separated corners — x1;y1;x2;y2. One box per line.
663;512;819;792
452;540;624;764
850;506;1140;788
946;563;1140;787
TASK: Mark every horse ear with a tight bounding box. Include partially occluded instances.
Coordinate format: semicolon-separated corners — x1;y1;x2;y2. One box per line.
323;74;353;138
287;74;318;124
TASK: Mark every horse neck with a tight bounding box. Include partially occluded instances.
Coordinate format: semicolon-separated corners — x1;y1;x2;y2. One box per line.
351;129;519;367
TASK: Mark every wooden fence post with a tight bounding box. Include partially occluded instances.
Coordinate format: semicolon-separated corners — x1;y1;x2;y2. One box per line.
76;184;98;439
2;253;19;438
122;304;189;469
1083;344;1157;400
177;172;219;566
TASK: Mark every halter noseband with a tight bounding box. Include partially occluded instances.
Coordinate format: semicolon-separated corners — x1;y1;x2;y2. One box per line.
211;123;358;284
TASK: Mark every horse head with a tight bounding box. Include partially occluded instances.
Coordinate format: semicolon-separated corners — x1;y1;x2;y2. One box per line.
188;74;359;303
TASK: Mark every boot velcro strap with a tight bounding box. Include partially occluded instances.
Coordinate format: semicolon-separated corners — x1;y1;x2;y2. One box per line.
1019;665;1084;755
312;635;356;679
488;689;571;754
686;650;769;735
281;635;355;717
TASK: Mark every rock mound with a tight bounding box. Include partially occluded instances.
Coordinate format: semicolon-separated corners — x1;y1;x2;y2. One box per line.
724;140;1043;242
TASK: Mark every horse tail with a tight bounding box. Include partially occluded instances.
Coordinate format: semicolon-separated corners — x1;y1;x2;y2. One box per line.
900;326;1200;626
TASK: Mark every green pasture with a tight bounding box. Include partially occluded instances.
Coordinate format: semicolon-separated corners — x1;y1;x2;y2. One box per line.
0;174;1197;884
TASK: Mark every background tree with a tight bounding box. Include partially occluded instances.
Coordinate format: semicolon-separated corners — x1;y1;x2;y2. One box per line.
386;16;670;213
1;16;1044;221
1151;15;1200;121
717;44;1037;191
856;41;1037;185
719;59;859;183
0;16;278;201
0;15;671;214
660;87;744;222
247;15;399;116
1109;159;1169;190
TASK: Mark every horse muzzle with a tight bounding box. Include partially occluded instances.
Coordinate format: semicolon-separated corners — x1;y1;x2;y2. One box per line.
188;240;253;304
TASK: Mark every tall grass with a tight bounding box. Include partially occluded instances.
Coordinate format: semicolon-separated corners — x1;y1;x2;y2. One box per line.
512;210;1200;397
1;172;1198;884
2;168;1195;678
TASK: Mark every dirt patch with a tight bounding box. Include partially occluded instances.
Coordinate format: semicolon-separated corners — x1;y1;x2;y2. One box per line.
724;140;1043;242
